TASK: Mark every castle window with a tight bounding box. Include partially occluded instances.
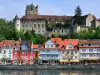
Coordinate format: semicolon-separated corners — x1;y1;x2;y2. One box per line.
34;24;36;28
42;24;44;28
38;24;40;28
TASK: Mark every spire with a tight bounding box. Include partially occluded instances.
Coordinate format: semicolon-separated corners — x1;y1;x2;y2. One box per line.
14;14;19;20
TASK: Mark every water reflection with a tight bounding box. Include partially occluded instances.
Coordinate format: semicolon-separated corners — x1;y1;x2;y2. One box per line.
0;70;100;75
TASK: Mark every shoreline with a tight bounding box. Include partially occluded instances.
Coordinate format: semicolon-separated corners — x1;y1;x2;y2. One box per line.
0;64;100;70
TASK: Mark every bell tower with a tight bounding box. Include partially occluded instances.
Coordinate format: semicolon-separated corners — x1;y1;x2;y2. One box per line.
25;4;38;15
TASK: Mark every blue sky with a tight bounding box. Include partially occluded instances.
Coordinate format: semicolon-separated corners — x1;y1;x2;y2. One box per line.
0;0;100;20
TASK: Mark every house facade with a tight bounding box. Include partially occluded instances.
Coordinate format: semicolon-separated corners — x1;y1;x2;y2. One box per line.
60;39;79;64
39;38;62;64
79;40;100;62
13;40;36;65
0;40;15;64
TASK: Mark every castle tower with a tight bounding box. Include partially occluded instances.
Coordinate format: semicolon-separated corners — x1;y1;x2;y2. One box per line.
13;15;20;31
25;4;38;15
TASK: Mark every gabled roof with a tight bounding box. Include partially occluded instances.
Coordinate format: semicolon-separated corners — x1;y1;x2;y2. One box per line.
60;39;79;48
51;38;63;45
14;15;19;20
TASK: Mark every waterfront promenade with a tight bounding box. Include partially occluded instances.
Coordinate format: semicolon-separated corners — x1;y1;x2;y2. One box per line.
0;64;100;70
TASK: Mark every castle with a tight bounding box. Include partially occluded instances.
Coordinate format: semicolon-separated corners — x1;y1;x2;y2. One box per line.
13;4;100;36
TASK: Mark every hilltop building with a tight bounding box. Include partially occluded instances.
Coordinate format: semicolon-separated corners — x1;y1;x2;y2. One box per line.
13;4;100;36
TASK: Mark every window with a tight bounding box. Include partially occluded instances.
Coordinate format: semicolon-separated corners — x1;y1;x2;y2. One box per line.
89;49;93;52
82;49;86;52
71;51;73;55
68;44;73;48
67;51;69;54
38;24;40;28
34;24;36;28
26;56;28;59
75;51;77;54
3;50;6;54
42;24;44;28
47;50;50;52
47;45;49;48
51;45;53;48
22;56;24;59
9;50;11;54
89;54;93;57
22;52;24;54
9;55;11;58
82;54;86;57
97;49;100;52
97;54;100;57
14;56;17;59
75;56;77;58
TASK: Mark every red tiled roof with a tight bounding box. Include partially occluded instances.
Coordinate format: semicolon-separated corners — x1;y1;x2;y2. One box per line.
51;38;63;45
31;44;38;48
61;39;79;47
21;14;72;21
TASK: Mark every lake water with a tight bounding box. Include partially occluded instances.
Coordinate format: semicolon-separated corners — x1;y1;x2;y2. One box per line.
0;70;100;75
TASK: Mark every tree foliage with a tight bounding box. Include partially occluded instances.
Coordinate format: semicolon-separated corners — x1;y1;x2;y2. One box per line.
75;6;82;16
0;18;47;44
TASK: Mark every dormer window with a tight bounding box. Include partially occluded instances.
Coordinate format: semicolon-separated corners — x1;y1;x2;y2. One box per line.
56;44;59;47
68;44;73;49
61;45;65;49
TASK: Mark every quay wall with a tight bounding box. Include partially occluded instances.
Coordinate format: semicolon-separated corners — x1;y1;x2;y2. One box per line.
0;64;100;70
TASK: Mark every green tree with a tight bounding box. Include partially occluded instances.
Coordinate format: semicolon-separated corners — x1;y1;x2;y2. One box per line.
75;6;82;16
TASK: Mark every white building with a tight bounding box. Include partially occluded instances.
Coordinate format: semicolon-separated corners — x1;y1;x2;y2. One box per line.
0;40;15;64
79;40;100;60
60;39;79;63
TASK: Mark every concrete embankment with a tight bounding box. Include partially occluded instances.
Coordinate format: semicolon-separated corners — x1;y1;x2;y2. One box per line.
0;64;100;70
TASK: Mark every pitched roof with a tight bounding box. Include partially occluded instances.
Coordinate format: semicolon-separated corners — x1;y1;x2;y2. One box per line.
14;15;19;20
60;39;79;48
3;40;15;45
51;38;63;45
79;40;100;45
21;14;72;21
